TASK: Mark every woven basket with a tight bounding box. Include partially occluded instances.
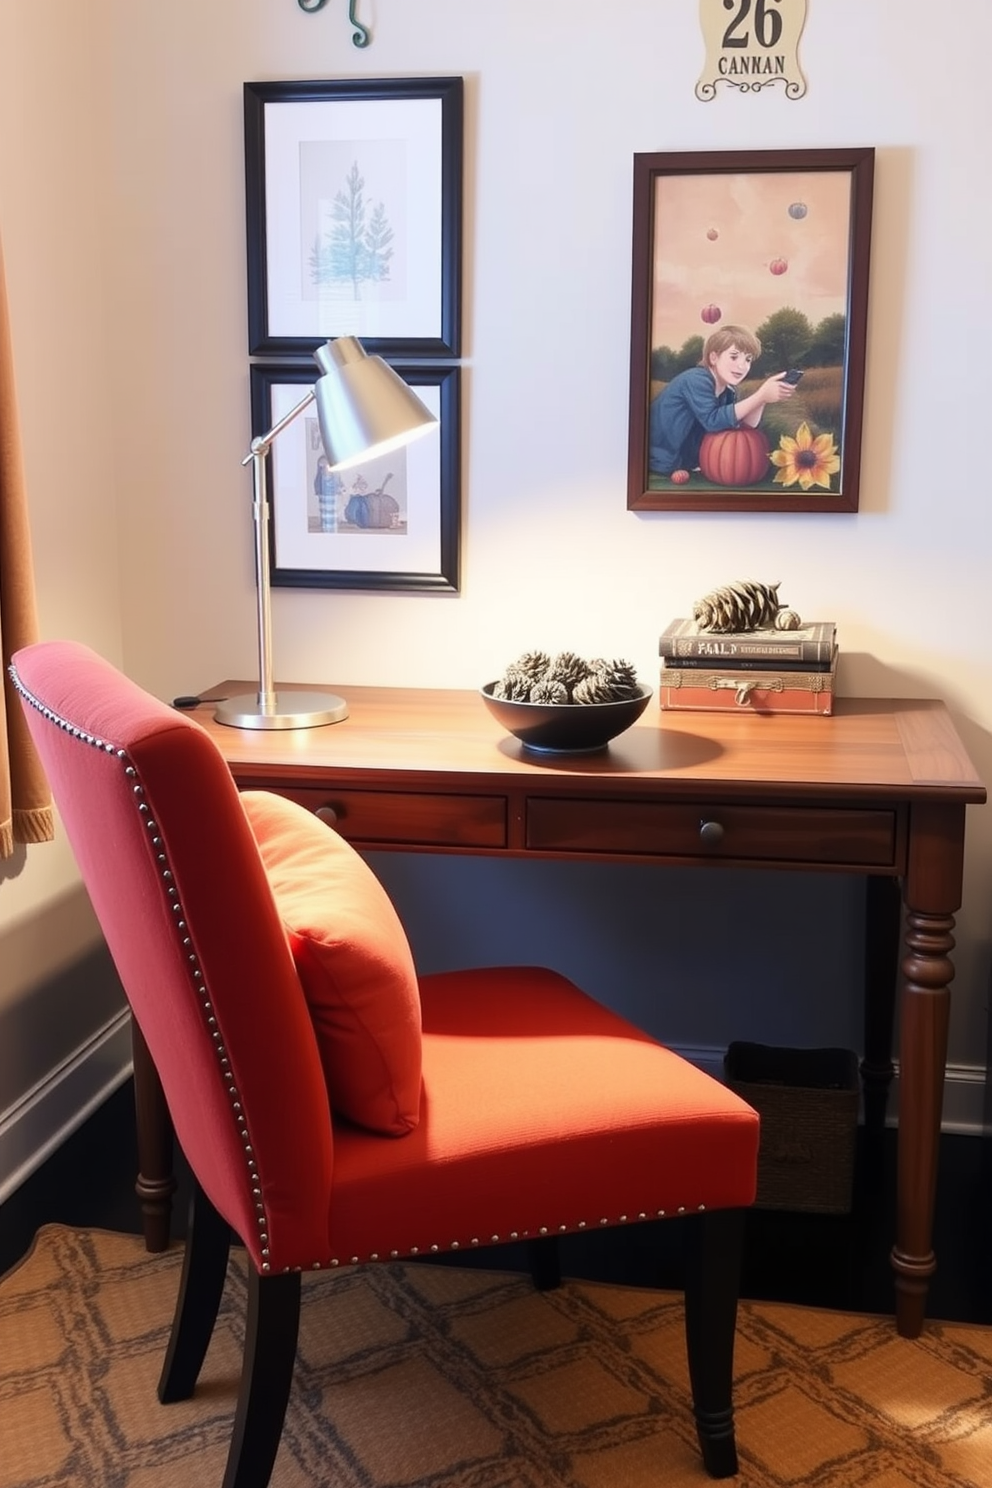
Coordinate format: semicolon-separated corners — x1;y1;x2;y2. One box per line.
725;1042;860;1214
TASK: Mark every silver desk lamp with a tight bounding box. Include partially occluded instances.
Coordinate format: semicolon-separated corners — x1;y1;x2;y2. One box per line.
215;336;437;730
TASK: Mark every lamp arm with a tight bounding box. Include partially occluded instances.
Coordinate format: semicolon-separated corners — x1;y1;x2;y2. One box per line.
243;388;316;465
241;389;316;712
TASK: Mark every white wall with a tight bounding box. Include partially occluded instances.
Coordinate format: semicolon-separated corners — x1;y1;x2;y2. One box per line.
2;1;990;1161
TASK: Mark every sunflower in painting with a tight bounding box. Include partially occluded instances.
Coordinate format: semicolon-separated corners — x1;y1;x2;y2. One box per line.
770;422;840;491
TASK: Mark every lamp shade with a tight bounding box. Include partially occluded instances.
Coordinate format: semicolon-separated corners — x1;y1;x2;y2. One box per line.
313;336;438;472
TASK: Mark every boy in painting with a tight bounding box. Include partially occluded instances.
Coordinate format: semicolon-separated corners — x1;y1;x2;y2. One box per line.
648;324;796;476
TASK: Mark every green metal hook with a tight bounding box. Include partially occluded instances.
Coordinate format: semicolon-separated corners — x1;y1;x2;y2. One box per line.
296;0;370;47
348;0;371;47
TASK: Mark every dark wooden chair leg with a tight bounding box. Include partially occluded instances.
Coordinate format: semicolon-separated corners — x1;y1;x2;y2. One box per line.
527;1235;561;1291
158;1178;232;1403
131;1016;177;1252
221;1268;302;1488
682;1207;745;1480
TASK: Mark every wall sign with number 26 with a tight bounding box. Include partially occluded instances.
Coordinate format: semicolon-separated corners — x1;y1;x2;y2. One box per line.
696;0;808;101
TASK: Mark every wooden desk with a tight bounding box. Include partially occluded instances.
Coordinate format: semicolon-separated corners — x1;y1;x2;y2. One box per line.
136;684;984;1338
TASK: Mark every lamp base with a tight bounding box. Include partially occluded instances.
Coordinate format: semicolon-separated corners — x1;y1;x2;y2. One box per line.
214;690;349;730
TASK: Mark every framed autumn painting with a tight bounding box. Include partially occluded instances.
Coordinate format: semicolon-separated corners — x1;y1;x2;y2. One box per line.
627;147;874;513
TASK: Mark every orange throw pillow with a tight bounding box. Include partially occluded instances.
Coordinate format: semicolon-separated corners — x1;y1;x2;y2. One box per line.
241;791;422;1135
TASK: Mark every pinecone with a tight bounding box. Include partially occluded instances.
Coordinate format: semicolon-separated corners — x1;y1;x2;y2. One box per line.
572;674;607;704
492;668;533;701
545;651;593;697
530;677;570;704
692;580;795;633
493;650;641;704
512;650;552;682
602;658;640;698
575;658;641;703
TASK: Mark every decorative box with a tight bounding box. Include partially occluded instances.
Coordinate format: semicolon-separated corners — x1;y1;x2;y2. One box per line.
724;1042;860;1214
659;652;837;715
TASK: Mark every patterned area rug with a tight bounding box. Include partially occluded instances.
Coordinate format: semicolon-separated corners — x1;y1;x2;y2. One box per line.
2;1225;991;1487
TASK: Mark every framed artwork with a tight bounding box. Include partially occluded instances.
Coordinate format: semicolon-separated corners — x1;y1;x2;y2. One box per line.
251;363;461;593
627;148;874;513
244;77;463;358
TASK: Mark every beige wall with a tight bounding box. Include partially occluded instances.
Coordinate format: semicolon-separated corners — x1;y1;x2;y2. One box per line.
0;3;128;1187
1;2;990;1170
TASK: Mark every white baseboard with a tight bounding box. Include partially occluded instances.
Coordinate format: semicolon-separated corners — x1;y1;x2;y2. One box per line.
680;1043;988;1136
920;1061;987;1135
0;1011;133;1204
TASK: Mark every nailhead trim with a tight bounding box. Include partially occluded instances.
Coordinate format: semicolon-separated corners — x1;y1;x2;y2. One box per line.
9;668;275;1271
316;1203;709;1270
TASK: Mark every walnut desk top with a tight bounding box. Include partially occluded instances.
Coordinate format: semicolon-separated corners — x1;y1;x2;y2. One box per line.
195;685;983;858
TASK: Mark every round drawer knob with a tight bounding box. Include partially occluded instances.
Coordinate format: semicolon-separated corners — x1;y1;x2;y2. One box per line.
315;805;339;828
699;819;724;845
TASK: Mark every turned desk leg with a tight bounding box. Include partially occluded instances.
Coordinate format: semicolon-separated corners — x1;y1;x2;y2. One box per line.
890;802;965;1339
862;875;900;1133
131;1018;176;1252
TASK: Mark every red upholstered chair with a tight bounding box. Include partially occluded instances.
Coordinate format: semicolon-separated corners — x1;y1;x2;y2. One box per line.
11;641;759;1487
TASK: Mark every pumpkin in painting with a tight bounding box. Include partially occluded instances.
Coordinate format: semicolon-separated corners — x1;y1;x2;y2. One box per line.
700;303;722;324
699;427;770;486
769;257;788;276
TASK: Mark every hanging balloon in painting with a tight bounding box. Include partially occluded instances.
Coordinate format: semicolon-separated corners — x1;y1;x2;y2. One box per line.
788;202;807;219
769;258;788;276
700;303;722;324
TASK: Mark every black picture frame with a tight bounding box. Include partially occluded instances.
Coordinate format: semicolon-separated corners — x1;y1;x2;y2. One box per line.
251;362;461;593
627;147;874;513
244;77;463;359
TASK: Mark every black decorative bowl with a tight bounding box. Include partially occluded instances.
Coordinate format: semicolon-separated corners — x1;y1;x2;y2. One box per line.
480;683;653;754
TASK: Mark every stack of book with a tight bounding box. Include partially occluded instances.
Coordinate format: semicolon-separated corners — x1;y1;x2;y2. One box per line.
658;617;838;715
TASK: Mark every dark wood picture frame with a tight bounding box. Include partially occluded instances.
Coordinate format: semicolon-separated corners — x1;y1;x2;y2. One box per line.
627;147;874;513
245;76;463;359
252;362;461;593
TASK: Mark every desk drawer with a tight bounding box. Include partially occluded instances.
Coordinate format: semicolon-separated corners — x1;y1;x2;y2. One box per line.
261;786;507;850
527;798;897;868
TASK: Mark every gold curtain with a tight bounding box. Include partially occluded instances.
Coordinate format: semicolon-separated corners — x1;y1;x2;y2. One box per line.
0;232;54;856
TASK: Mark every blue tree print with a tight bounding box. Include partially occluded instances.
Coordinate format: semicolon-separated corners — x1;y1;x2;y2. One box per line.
309;161;394;299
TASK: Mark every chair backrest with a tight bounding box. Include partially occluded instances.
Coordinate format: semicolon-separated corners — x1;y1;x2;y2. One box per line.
10;641;334;1271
